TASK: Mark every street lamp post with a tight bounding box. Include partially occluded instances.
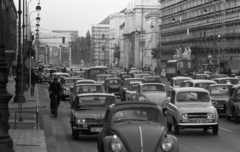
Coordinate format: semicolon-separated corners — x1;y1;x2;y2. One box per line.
0;0;14;150
69;42;73;67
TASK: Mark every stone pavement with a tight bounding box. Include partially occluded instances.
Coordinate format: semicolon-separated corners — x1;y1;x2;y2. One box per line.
9;129;47;152
7;76;48;152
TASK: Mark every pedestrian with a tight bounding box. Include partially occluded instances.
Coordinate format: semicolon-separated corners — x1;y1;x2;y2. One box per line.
227;67;232;77
28;70;37;96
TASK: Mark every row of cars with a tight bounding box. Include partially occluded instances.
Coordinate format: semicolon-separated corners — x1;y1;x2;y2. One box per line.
45;70;180;152
165;75;240;135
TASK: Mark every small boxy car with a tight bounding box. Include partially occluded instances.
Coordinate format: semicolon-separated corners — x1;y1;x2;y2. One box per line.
168;76;192;95
134;83;168;107
104;77;122;95
207;84;233;113
225;84;240;123
180;79;217;90
70;93;117;140
166;87;219;135
97;102;179;152
125;81;141;101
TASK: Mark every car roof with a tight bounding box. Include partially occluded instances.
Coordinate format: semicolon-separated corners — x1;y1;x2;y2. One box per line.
135;74;150;75
130;81;142;84
144;76;161;78
174;87;209;93
208;84;234;87
75;79;95;82
76;93;115;97
214;77;239;80
96;74;112;76
105;77;121;80
139;82;165;86
63;77;83;80
114;101;158;107
188;80;216;83
124;78;145;81
75;83;103;86
172;76;192;80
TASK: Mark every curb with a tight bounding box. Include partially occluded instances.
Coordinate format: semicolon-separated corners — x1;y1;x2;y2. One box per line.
9;104;47;111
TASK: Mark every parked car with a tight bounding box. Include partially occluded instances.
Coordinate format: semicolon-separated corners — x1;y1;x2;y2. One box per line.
60;77;84;101
207;84;234;113
70;93;117;140
95;74;113;85
125;81;141;101
142;75;162;83
69;84;105;106
104;77;122;95
134;83;167;107
213;77;239;85
97;101;179;152
166;87;219;135
180;80;217;90
225;84;240;123
119;78;145;101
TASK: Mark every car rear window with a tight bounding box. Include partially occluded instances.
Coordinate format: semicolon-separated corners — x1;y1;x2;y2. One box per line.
177;92;210;102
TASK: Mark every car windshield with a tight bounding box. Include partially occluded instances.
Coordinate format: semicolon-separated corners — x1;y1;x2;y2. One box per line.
107;79;121;84
75;85;104;93
72;72;83;77
177;92;210;102
210;86;231;96
195;75;207;79
77;96;115;108
96;76;106;81
142;84;165;92
76;81;95;85
113;108;162;124
175;79;188;86
65;79;78;85
129;83;139;91
220;79;239;85
195;83;215;89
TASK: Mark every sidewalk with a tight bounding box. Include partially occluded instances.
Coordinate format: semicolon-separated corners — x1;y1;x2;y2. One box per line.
7;76;48;152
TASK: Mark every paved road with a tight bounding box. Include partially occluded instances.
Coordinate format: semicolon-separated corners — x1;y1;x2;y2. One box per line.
38;79;240;152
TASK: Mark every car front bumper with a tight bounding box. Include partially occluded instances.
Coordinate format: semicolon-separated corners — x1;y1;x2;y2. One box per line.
178;122;218;126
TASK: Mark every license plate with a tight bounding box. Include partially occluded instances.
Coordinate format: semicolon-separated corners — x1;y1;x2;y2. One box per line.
189;119;206;123
90;128;102;132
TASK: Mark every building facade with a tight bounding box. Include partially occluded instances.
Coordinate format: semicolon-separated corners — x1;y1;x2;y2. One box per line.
0;0;17;67
109;9;126;67
160;0;240;68
122;0;159;69
91;18;110;66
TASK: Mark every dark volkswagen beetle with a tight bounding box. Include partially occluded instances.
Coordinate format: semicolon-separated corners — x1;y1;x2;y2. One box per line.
97;102;179;152
104;77;122;95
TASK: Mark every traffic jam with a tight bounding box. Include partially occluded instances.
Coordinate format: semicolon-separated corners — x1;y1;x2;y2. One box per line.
36;61;240;152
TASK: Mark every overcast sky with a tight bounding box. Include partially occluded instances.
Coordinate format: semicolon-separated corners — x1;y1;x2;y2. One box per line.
13;0;129;37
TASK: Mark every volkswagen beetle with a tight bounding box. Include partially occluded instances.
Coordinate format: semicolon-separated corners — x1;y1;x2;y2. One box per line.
97;102;179;152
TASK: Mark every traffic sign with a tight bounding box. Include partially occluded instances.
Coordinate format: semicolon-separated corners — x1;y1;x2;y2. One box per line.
25;58;36;68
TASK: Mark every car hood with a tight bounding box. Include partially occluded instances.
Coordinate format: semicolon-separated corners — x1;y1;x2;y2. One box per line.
211;96;229;101
112;123;165;152
73;108;105;119
177;103;215;113
142;92;167;107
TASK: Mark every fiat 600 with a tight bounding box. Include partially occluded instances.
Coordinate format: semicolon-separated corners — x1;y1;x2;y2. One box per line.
97;102;179;152
166;87;219;135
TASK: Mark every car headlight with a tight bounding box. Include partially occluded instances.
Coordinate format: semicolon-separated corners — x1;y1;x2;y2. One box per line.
207;113;213;119
111;137;123;152
76;118;86;124
161;140;173;152
182;113;188;120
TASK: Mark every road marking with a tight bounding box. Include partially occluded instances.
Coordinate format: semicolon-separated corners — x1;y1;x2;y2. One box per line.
219;127;232;133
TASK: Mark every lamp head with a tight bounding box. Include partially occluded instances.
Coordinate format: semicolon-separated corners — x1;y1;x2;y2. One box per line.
36;5;41;11
36;24;40;28
36;16;41;22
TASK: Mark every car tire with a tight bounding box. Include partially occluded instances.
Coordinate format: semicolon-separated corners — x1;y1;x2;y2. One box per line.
174;124;180;135
167;122;172;132
234;112;239;123
72;129;79;140
212;125;218;135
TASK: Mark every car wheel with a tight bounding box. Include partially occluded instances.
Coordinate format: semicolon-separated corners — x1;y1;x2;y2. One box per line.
234;112;240;123
72;129;79;140
212;125;218;135
174;124;179;135
167;122;172;132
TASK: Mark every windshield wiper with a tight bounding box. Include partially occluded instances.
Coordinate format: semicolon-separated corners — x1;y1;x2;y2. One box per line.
77;105;92;110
